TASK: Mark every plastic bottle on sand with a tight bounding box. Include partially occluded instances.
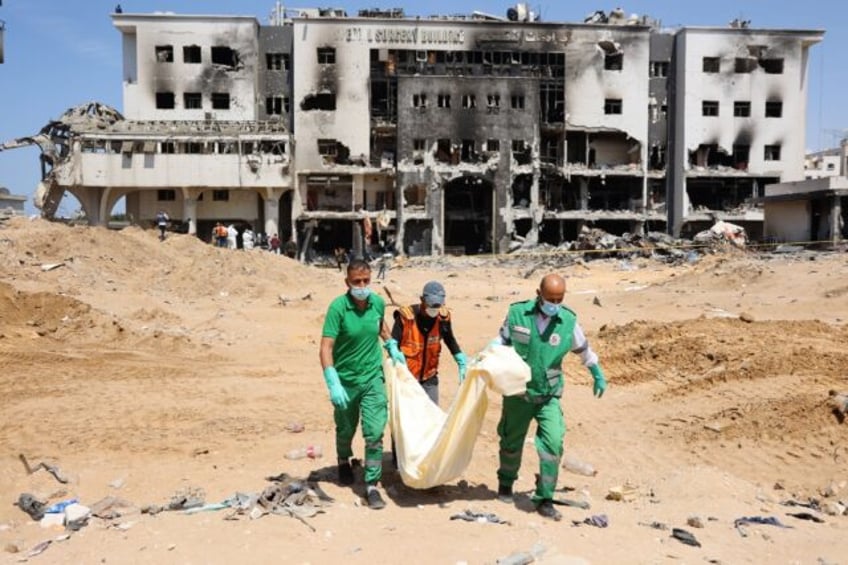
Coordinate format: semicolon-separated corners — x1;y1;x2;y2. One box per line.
562;452;597;477
285;445;323;460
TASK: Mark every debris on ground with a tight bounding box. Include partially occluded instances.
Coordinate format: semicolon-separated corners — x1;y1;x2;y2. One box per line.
18;454;69;484
671;527;702;547
450;510;510;525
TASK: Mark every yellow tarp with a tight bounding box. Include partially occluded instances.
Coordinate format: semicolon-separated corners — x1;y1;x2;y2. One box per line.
386;344;531;489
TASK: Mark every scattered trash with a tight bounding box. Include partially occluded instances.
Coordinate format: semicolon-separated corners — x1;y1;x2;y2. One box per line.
18;454;69;484
285;422;305;433
285;445;323;460
15;493;47;521
738;312;755;323
561;452;597;477
786;512;825;523
44;499;78;514
638;520;668;530
671;527;701;547
64;503;91;531
40;262;65;272
733;515;792;537
592;296;602;307
496;552;534;565
26;540;52;558
827;390;848;422
166;486;206;511
693;220;747;248
780;498;821;511
450;510;510;525
606;483;638;502
821;501;846;516
686;515;704;528
552;498;591;510
572;514;608;528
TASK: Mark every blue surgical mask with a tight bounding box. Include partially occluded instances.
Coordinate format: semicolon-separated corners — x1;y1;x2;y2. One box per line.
425;307;440;318
539;300;560;317
350;286;371;301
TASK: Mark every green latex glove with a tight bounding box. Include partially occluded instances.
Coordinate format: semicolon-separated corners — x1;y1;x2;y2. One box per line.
383;338;407;366
323;366;350;409
454;352;468;383
589;364;607;398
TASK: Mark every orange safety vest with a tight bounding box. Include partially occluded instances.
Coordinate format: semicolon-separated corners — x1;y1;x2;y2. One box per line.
397;305;450;382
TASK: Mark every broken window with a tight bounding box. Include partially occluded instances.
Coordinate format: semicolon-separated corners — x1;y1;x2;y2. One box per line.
734;57;757;73
487;139;500;152
649;144;666;170
213;190;229;201
461;139;476;162
765;101;783;118
317;47;336;64
649;61;669;78
161;142;175;154
511;95;525;110
266;96;285;115
702;57;720;73
764;144;781;161
301;92;336;111
155;45;174;63
413;138;426;151
186;142;203;154
211;46;239;68
155;92;175;109
437;94;451;108
211;92;230;110
317;139;338;157
183;92;202;109
266;52;290;71
413;93;427;109
436;138;452;163
604;98;622;115
732;144;750;169
462;94;477;109
157;189;176;201
487;94;501;108
259;140;286;155
759;58;784;74
604;53;623;71
734;101;751;117
183;45;201;64
702;100;719;117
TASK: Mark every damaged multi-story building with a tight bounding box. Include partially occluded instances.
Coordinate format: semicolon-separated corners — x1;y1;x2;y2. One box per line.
0;5;824;256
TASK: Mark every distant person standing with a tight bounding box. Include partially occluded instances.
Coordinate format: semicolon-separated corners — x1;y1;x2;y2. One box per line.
269;233;281;254
214;222;228;247
319;259;396;510
493;273;607;521
155;210;169;241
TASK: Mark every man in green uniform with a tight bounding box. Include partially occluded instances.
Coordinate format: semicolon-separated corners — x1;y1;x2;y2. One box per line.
493;273;607;521
320;258;397;509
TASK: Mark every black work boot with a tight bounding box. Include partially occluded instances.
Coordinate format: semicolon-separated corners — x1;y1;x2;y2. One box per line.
536;500;562;521
338;461;354;485
366;485;386;510
497;484;513;503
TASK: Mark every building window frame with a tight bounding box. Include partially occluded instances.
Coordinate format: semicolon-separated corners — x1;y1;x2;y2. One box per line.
702;100;719;117
604;98;622;115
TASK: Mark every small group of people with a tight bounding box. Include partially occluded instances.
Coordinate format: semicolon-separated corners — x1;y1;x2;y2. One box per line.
319;261;607;519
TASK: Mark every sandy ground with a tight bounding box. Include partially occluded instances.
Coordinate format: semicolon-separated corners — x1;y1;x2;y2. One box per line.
1;216;847;564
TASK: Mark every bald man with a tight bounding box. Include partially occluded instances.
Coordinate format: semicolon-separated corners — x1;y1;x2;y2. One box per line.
492;273;606;521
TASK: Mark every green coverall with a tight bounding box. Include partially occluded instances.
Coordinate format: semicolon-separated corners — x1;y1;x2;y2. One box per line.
497;299;576;504
322;292;387;484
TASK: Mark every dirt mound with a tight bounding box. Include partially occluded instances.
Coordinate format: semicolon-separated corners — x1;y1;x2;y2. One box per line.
596;317;848;388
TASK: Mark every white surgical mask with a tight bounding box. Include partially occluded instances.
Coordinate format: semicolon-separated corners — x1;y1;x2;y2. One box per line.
350;286;371;301
539;300;560;317
425;306;440;317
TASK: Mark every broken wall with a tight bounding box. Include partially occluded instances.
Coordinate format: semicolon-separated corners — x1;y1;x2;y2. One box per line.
677;28;822;181
114;15;260;121
258;25;293;125
648;32;673;170
563;25;650;159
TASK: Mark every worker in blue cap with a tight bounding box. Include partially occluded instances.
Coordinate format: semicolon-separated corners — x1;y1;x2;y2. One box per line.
385;280;467;405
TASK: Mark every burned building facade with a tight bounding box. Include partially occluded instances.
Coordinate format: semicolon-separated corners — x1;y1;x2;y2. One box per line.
3;7;824;255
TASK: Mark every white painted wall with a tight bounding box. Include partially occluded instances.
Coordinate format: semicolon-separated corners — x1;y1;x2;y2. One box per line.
564;26;650;152
113;15;259;121
679;28;822;180
138;189;259;221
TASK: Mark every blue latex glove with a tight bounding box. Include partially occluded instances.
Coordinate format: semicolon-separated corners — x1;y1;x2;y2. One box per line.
323;366;350;409
453;352;468;383
383;338;407;366
589;364;607;398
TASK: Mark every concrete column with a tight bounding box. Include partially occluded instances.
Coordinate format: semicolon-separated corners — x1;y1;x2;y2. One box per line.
73;186;103;226
182;197;198;235
263;194;279;238
831;195;842;245
578;178;589;210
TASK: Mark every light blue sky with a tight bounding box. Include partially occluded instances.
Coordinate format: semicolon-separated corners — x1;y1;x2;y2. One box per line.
1;1;844;215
